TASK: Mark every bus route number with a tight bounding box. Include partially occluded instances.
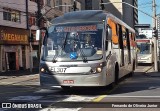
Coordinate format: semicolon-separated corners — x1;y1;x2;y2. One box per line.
49;67;67;73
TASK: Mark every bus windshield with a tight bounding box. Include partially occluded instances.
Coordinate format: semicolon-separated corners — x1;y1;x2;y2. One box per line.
42;23;103;62
137;43;151;54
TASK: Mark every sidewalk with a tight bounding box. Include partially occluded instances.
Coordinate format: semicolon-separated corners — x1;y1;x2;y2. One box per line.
145;67;160;77
0;68;39;80
134;66;153;72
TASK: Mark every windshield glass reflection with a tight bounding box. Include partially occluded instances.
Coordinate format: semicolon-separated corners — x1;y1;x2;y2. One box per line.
42;23;103;62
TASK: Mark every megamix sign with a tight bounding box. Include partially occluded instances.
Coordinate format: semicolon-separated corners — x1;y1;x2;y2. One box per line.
0;28;29;44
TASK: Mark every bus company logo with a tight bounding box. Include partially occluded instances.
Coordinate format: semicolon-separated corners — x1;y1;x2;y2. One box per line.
1;103;42;109
2;103;11;108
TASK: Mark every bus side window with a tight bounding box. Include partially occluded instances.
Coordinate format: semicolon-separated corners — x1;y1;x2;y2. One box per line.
122;28;127;49
118;25;123;49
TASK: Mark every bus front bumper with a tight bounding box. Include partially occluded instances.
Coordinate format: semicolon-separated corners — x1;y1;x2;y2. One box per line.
40;73;106;88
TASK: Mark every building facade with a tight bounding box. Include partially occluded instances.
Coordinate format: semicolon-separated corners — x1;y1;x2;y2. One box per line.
42;0;81;26
0;0;82;72
77;0;138;29
138;28;153;39
0;0;39;72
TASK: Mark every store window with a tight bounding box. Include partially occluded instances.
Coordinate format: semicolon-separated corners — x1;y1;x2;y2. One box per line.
85;0;92;10
54;0;59;9
46;0;51;6
3;8;20;22
30;0;37;2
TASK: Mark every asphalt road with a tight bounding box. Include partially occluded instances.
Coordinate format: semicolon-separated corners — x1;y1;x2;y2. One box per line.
0;65;160;111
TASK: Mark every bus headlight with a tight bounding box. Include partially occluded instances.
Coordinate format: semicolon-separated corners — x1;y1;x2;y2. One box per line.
96;67;102;73
91;67;102;74
40;67;48;73
40;67;45;72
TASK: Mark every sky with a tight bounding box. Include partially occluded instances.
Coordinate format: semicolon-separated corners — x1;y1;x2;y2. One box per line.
138;0;160;26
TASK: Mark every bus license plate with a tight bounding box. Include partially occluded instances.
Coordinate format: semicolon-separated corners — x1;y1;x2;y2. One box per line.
63;80;74;84
49;67;67;73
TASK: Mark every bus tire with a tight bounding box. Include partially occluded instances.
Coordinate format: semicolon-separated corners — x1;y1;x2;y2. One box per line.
114;63;119;85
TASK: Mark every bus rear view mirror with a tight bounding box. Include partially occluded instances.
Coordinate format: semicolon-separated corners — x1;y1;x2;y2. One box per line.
36;30;41;40
106;26;112;40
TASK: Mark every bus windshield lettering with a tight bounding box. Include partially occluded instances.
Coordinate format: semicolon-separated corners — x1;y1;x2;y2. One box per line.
55;25;97;32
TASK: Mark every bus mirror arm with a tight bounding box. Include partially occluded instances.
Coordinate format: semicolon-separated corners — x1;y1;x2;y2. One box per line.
106;25;112;40
106;51;111;60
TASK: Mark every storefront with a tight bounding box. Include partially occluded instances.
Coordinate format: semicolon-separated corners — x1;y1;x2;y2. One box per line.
0;26;29;72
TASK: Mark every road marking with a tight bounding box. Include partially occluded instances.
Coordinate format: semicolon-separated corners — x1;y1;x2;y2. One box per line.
34;87;61;93
9;96;43;101
92;95;106;102
91;83;123;102
63;95;96;102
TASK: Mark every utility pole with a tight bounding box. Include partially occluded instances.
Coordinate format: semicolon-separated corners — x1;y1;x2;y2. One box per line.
73;0;77;11
26;0;29;30
100;0;105;10
152;0;158;71
29;27;33;72
37;0;42;65
26;0;32;72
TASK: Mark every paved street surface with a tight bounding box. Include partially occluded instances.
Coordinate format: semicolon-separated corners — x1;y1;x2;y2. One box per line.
0;65;160;111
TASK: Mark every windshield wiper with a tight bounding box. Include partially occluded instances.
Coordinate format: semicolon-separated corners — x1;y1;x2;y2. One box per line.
79;48;88;63
52;34;68;63
77;39;88;63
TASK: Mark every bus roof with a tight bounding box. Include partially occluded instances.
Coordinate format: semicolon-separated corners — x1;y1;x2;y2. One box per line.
50;10;106;24
50;10;135;33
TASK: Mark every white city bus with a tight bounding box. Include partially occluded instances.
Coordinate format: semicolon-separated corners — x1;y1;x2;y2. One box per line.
37;10;137;89
136;38;154;64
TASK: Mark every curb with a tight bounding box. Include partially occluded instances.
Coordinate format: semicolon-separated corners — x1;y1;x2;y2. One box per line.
0;74;39;85
145;67;154;73
134;66;153;73
0;74;39;81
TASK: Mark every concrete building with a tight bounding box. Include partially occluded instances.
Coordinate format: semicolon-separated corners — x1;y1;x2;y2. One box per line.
0;0;82;72
77;0;138;29
42;0;81;26
138;28;153;39
0;0;39;72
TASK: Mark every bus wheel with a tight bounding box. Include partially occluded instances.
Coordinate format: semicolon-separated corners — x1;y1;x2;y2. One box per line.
61;86;71;90
114;64;119;85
